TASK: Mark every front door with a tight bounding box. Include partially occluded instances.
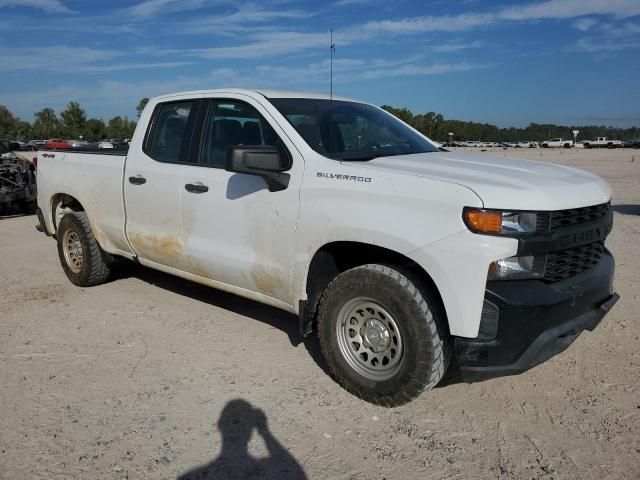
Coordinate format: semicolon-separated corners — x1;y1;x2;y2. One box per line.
180;96;302;305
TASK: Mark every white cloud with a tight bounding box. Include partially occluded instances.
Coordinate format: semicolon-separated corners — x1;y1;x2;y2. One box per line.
575;36;640;52
196;31;331;59
359;62;489;80
176;1;640;60
431;40;485;52
177;5;310;35
352;0;640;39
573;18;598;31
0;46;192;73
129;0;204;16
572;19;640;53
357;13;494;36
498;0;640;21
0;0;72;13
205;57;489;88
334;0;381;5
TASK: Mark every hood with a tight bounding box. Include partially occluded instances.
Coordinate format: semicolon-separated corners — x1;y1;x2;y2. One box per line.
350;152;611;211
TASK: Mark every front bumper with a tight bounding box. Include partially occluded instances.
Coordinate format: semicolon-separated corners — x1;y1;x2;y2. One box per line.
453;250;619;381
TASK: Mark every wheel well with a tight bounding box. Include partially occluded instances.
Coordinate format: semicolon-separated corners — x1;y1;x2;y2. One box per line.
303;241;448;335
50;193;84;229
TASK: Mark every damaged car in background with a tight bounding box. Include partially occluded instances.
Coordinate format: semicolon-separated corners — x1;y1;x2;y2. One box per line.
0;140;37;215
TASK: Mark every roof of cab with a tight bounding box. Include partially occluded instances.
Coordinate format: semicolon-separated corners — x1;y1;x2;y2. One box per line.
152;88;356;103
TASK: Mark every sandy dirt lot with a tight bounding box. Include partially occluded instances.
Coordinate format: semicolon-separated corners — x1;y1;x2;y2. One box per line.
1;148;639;479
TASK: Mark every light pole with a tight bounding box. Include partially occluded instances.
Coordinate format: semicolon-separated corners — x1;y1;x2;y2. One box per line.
448;132;453;147
573;129;579;147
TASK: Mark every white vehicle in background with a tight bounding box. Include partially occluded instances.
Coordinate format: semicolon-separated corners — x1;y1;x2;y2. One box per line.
517;141;539;148
35;88;619;406
98;141;114;149
68;140;89;149
582;137;622;149
541;138;573;148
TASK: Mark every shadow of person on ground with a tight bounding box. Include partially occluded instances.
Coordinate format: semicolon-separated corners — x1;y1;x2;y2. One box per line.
613;204;640;216
177;399;308;480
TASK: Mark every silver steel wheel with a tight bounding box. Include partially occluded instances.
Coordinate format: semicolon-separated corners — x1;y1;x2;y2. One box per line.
62;229;84;273
336;297;404;381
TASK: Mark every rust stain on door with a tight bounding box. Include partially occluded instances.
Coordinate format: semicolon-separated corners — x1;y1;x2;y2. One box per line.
129;232;182;266
250;265;285;298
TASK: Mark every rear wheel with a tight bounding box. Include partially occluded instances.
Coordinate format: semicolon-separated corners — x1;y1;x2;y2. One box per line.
56;212;111;286
318;264;450;406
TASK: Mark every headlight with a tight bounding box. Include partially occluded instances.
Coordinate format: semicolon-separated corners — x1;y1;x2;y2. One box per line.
488;254;547;280
463;208;542;235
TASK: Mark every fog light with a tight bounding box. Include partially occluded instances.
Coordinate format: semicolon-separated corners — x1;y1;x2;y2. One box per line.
488;254;546;280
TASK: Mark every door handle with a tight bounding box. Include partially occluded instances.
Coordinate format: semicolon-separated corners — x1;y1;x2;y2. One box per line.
185;183;209;194
129;175;147;185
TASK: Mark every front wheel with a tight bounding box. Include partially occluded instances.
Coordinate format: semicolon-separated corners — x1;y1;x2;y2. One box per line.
318;264;450;406
56;212;112;287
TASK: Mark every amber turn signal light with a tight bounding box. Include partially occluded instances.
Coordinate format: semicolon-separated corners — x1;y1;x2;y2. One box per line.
463;209;502;234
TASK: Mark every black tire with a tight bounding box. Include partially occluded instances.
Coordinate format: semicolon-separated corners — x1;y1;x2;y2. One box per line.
564;143;570;148
56;212;111;287
317;264;450;406
584;143;591;149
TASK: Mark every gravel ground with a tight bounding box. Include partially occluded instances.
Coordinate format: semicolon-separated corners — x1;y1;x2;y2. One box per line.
1;148;639;479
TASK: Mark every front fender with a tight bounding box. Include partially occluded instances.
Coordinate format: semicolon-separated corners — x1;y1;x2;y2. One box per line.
408;231;518;338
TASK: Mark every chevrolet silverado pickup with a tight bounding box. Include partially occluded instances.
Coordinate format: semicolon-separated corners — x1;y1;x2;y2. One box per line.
35;89;619;406
541;138;574;148
582;137;622;149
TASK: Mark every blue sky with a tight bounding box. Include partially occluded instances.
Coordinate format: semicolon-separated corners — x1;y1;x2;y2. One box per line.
0;0;638;127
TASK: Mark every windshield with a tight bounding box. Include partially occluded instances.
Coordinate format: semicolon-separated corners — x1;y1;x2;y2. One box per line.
269;98;439;161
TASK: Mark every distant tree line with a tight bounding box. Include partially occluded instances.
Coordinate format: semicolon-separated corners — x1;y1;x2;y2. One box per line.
0;98;149;141
2;98;637;143
381;106;640;142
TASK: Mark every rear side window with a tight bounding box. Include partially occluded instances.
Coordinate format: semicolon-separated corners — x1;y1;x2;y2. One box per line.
200;100;280;168
146;101;194;163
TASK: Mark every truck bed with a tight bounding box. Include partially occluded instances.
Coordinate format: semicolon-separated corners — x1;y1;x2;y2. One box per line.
36;150;134;258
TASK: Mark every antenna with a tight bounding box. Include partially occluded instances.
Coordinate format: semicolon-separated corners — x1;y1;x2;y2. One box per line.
330;29;335;100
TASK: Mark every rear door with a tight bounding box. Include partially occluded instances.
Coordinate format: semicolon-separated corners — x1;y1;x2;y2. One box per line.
124;99;201;269
179;95;303;305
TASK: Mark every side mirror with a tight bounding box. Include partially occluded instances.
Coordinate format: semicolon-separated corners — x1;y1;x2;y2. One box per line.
225;146;291;192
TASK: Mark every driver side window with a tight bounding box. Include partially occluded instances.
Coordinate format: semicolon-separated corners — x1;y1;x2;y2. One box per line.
201;100;279;168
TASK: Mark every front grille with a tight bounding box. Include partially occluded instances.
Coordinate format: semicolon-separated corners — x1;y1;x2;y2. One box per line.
549;202;610;230
544;241;605;283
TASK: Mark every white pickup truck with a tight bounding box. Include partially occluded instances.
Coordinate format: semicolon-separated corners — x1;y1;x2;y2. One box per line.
582;137;622;149
36;89;619;406
541;138;574;148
